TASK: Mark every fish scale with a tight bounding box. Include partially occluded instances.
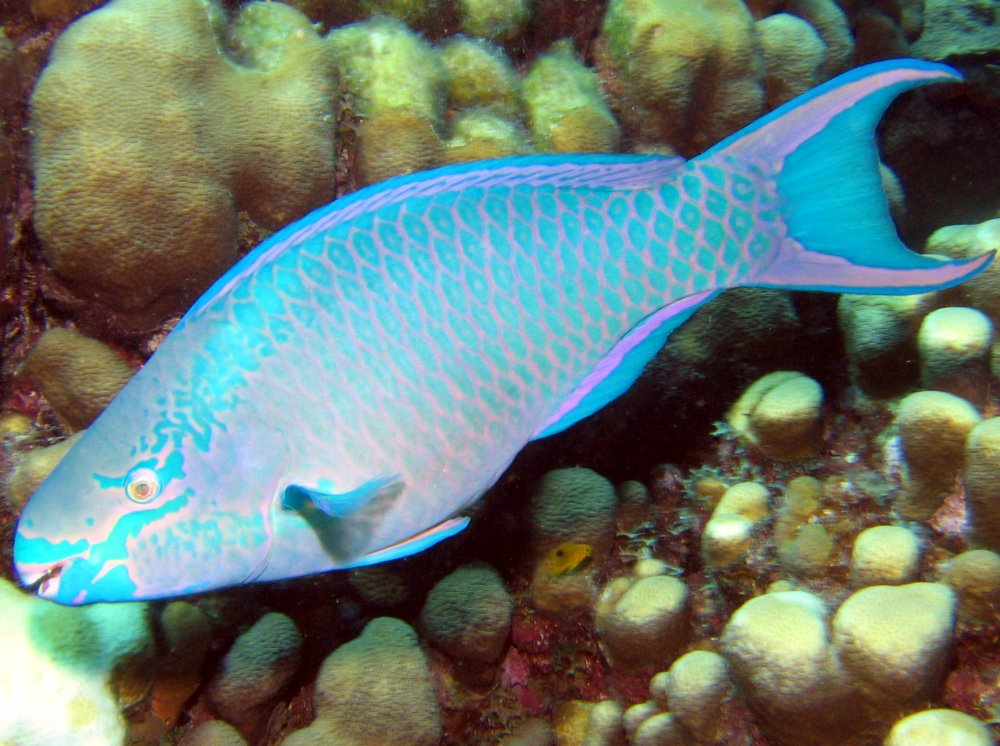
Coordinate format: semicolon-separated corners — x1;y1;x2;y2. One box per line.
14;60;993;603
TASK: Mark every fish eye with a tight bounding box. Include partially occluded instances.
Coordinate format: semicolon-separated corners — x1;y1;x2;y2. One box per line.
125;467;160;503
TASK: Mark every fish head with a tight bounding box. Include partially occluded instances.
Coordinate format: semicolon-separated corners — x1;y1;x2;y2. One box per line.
14;385;283;605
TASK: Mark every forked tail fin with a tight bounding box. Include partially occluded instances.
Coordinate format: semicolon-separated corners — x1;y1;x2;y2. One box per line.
701;59;993;295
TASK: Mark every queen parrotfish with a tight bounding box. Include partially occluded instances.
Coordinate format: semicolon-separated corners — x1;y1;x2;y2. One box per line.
13;60;993;605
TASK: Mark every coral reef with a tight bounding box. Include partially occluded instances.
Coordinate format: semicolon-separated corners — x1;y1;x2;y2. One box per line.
929;220;1000;323
457;0;531;41
207;612;302;732
30;0;338;331
284;617;441;745
154;601;214;728
596;0;764;154
756;13;825;107
419;561;513;664
720;590;851;745
639;650;732;742
701;481;770;569
963;417;1000;551
885;708;995;746
439;36;521;117
530;467;619;558
893;390;980;521
522;41;621;154
916;306;993;406
910;0;1000;60
727;371;824;460
442;109;532;164
943;549;1000;623
595;571;690;671
0;578;151;744
177;720;248;746
328;18;444;184
4;431;81;509
849;525;921;587
837;292;934;397
833;582;956;710
17;327;133;431
0;2;998;745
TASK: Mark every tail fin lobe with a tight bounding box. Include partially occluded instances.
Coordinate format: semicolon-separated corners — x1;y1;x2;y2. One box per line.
703;59;992;294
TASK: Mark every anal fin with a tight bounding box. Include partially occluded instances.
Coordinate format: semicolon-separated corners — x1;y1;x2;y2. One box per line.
534;290;716;438
344;516;471;568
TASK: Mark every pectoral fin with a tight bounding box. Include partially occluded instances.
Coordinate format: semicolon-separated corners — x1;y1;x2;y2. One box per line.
282;475;405;562
282;475;404;517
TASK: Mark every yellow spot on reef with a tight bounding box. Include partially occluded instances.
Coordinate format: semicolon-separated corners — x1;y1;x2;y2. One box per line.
67;694;98;728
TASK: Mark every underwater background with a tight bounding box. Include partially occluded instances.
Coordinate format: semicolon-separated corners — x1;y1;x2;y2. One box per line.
0;0;999;744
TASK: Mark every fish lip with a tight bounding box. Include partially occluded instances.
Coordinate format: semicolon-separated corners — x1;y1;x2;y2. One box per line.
18;561;65;599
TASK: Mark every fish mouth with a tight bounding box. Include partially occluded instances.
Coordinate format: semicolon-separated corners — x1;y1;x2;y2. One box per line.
17;561;66;601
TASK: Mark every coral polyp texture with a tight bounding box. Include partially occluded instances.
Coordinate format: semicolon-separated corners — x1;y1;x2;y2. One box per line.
30;0;338;330
1;0;999;744
596;0;764;154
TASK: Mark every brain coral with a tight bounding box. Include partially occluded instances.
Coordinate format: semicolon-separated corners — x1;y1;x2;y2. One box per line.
31;0;338;331
727;371;824;460
530;467;618;558
522;42;621;154
284;617;441;746
831;582;955;708
595;574;690;670
327;18;445;184
207;611;302;726
720;590;854;745
418;562;513;664
18;327;133;431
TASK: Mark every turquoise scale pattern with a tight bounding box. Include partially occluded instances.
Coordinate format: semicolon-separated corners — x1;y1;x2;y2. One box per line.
149;155;783;565
29;153;785;593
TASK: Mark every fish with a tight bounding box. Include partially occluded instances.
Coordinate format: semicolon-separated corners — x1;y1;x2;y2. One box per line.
545;543;594;576
13;59;992;605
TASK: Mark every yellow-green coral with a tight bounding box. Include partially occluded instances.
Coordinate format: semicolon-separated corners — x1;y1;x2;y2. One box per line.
440;36;521;117
328;18;446;183
457;0;530;41
522;42;621;154
443;109;531;164
597;0;763;154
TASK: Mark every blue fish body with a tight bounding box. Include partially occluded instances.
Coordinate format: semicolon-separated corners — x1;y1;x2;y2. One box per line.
14;60;991;604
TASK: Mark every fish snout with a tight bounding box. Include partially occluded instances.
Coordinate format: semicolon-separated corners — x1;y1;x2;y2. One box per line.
19;561;66;599
13;527;92;604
